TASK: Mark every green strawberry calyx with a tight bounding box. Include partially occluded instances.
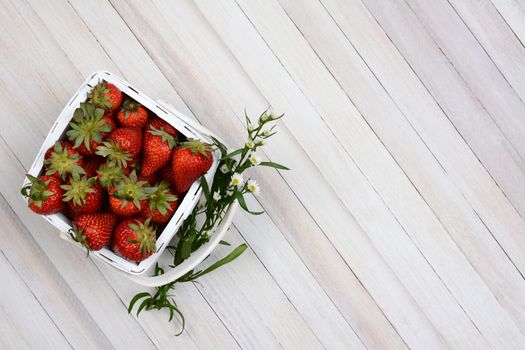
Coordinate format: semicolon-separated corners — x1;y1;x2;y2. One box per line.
128;218;157;257
68;225;91;256
21;174;54;208
121;99;141;120
44;142;85;180
61;174;97;206
97;163;125;189
148;126;176;149
66;102;112;151
148;181;177;215
112;171;154;209
181;139;213;157
96;140;132;168
88;81;113;109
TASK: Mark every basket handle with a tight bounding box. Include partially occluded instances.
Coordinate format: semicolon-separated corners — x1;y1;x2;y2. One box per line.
123;201;239;287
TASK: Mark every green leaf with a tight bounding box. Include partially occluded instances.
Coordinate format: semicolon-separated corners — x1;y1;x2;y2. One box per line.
235;191;264;215
259;161;290;170
128;292;150;313
219;240;231;246
95;108;104;119
199;176;210;203
188;244;248;280
137;298;151;316
172;303;185;336
221;148;243;161
73;108;84;121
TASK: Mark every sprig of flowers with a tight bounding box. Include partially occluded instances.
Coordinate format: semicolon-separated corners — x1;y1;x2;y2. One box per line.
128;109;289;334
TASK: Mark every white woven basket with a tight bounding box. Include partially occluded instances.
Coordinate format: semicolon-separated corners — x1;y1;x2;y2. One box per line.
22;71;238;286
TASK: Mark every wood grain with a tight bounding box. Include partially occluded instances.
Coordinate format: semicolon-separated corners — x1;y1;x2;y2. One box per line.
1;0;525;348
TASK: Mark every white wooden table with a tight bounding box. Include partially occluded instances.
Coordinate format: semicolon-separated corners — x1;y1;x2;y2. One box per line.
1;0;525;349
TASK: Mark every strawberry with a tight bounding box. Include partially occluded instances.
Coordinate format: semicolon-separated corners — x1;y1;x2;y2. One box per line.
171;140;213;193
96;127;142;168
141;181;178;224
81;156;105;178
21;175;65;215
61;175;104;216
141;126;177;177
88;81;123;113
159;166;177;189
117;99;148;128
108;171;152;217
44;141;85;180
138;172;159;186
67;102;114;156
97;162;126;189
145;116;178;137
112;217;156;262
70;213;117;252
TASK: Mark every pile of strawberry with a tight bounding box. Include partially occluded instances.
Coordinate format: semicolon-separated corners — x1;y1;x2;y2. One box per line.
22;81;213;263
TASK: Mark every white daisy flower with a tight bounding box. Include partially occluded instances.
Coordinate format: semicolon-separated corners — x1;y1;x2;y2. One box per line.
220;164;229;174
230;173;244;188
245;140;255;149
247;179;261;196
213;191;221;201
226;189;234;197
249;152;262;166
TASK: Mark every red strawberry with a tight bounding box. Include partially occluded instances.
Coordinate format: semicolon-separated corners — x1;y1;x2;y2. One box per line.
141;126;177;177
44;141;85;180
141;181;178;224
117;99;148;128
81;156;105;178
171;140;213;193
21;175;65;215
61;175;104;216
70;213;117;252
145;117;178;137
159;166;177;189
88;81;123;113
138;172;159;186
97;162;126;189
67;102;114;156
112;217;156;262
108;171;152;217
96;127;142;168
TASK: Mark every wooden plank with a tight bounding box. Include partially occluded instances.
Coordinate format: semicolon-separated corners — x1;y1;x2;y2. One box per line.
193;0;525;349
395;0;525;219
448;0;525;103
0;307;32;350
491;0;525;45
318;0;525;335
322;0;525;311
192;225;325;349
0;193;142;350
0;250;71;350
